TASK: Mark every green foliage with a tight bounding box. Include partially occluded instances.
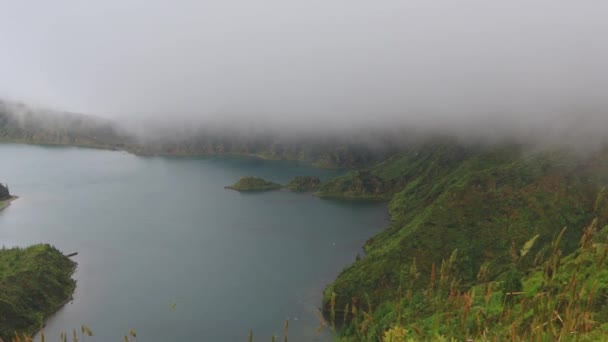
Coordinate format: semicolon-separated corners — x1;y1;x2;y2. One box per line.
316;144;471;200
502;270;523;305
0;244;77;340
285;176;321;192
320;143;608;340
326;215;608;340
316;170;392;200
0;183;10;200
225;176;283;191
325;145;599;308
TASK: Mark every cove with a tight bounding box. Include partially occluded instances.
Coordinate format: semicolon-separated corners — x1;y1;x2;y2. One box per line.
0;144;388;341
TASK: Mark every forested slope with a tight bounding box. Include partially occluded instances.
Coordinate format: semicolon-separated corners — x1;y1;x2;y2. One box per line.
320;143;608;340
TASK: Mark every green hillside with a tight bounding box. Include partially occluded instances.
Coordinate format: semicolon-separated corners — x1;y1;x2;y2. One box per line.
321;143;608;340
285;176;322;192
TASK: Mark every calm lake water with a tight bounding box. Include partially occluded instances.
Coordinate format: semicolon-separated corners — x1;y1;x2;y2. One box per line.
0;144;388;341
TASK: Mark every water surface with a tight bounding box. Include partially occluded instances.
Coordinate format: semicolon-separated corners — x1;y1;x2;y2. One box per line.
0;144;387;341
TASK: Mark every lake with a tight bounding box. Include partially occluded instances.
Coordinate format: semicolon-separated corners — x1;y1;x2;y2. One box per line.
0;144;388;341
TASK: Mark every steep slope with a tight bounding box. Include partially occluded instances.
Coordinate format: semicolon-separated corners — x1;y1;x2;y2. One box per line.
337;210;608;341
322;144;608;340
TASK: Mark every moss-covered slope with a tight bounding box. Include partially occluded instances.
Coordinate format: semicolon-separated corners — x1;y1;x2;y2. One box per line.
0;244;77;339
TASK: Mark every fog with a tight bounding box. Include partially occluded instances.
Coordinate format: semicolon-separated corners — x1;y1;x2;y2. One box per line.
1;1;607;145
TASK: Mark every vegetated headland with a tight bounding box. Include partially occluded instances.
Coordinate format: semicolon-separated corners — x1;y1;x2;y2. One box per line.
0;183;77;340
225;176;322;192
0;244;77;340
0;183;17;210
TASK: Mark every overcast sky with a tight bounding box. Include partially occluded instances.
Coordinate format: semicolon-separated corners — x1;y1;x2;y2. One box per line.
1;1;607;138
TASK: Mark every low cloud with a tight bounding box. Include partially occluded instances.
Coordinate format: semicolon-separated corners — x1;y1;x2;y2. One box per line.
0;0;607;147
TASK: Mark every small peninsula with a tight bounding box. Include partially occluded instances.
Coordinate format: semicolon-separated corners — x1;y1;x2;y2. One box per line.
0;183;17;210
0;183;76;339
225;176;283;191
285;176;321;192
226;176;324;192
0;244;77;340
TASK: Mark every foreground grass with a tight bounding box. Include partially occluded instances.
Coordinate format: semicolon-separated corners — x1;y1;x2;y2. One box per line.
324;214;608;341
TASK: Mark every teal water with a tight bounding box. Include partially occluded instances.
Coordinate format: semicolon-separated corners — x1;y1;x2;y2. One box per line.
0;144;388;341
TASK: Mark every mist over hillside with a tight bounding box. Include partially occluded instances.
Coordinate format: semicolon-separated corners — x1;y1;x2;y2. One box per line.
1;1;607;153
1;97;607;170
0;100;132;149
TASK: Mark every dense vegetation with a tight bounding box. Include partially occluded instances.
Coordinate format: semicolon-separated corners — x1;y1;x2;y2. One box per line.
226;176;283;191
319;143;608;340
0;183;10;200
322;212;608;341
0;244;76;340
285;176;321;192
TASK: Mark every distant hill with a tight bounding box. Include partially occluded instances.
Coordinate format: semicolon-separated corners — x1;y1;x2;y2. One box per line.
0;183;10;200
0;100;405;168
0;100;132;150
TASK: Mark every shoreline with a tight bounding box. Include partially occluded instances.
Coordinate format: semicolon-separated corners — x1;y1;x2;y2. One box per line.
0;195;18;211
0;192;78;339
34;262;78;339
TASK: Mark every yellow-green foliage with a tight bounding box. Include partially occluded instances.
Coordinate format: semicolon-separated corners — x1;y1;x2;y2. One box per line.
328;210;608;341
320;144;608;341
326;145;602;309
